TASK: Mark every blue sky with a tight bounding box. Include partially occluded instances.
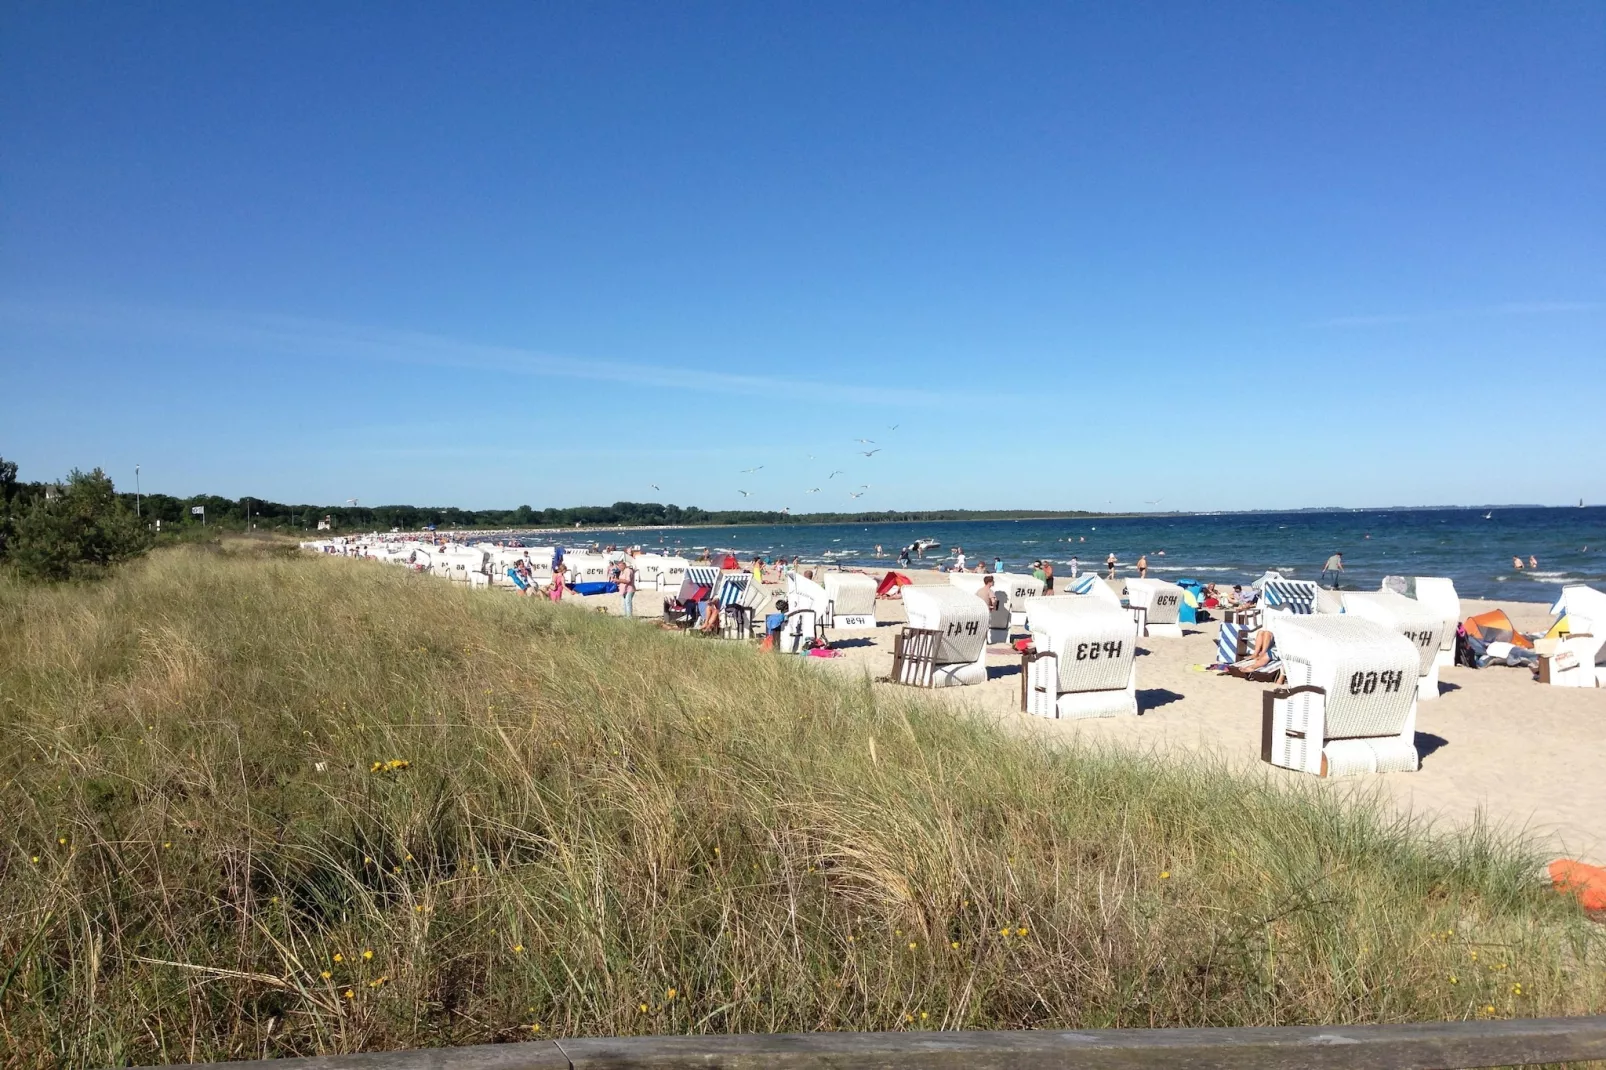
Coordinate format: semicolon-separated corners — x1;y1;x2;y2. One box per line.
2;2;1602;512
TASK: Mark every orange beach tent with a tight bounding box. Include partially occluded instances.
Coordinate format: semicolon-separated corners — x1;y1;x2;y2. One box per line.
1464;609;1534;649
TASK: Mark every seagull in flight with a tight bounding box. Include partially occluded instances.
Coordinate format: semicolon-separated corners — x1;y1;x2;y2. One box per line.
741;465;764;473
828;470;844;478
649;483;660;491
849;491;865;499
888;424;899;431
855;438;875;444
1144;498;1163;505
859;484;871;489
737;490;752;497
806;487;820;494
859;449;881;457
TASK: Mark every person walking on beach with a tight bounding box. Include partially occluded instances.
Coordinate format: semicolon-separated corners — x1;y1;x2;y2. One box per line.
954;547;967;571
618;556;637;618
1105;552;1117;579
1136;554;1149;579
1043;560;1055;593
1321;552;1344;589
1069;556;1079;579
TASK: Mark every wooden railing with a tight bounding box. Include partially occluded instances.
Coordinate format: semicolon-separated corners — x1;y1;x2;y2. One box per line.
142;1016;1606;1070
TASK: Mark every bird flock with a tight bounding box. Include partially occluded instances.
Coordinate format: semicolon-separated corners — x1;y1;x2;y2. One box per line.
649;424;901;511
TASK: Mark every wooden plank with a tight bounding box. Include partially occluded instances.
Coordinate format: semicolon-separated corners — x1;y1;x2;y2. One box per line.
134;1040;569;1070
557;1018;1606;1070
131;1016;1606;1070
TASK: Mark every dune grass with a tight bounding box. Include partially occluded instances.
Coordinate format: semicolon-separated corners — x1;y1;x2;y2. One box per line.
0;542;1601;1067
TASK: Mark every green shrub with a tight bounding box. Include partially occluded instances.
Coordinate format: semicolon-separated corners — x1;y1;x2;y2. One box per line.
7;467;152;582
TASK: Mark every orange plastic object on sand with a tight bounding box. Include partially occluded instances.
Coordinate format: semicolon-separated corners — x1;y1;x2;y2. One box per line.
1550;859;1606;911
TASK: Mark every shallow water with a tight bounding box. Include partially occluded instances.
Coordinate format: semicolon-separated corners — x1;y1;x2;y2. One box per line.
512;506;1606;602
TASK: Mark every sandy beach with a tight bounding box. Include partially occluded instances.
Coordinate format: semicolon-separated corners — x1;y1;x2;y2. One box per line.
570;568;1602;866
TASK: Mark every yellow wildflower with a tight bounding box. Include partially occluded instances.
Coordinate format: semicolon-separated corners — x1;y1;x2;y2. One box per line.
666;987;677;1000
362;949;374;960
1017;927;1028;937
512;945;524;953
320;971;332;979
920;1011;928;1021
908;942;918;951
333;954;344;963
529;1024;542;1033
343;989;354;999
1160;871;1170;879
951;941;960;949
30;856;39;864
1512;983;1523;995
639;1003;648;1013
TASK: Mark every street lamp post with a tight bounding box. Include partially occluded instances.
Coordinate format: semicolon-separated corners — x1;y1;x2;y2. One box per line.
135;464;141;518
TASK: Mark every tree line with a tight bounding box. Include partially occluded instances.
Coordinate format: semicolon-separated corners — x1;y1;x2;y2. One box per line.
1;453;1103;580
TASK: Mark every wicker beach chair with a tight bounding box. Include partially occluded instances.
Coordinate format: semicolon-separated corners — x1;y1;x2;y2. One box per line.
1541;585;1606;687
1341;590;1448;700
1022;599;1139;719
1260;615;1421;777
824;572;878;629
1412;578;1462;668
786;573;832;626
1064;573;1124;605
1124;578;1186;638
894;586;990;687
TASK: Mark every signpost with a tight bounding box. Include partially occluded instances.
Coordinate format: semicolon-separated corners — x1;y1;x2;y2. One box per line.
191;505;205;526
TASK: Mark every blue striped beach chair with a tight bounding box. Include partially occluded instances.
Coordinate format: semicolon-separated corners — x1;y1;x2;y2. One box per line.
713;573;750;607
1216;607;1265;665
1262;579;1319;614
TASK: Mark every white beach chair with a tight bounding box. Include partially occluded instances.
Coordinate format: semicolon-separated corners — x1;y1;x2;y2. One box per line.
948;573;1017;641
1023;599;1139;719
894;586;990;687
776;608;822;653
1411;577;1461;668
786;573;832;624
1123;578;1186;638
823;572;878;629
1063;573;1124;605
1540;585;1606;687
657;556;690;592
1260;615;1421;777
975;572;1047;625
1340;590;1447;700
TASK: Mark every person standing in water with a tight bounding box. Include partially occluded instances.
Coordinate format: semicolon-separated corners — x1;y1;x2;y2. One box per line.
1512;556;1524;571
1105;552;1118;579
1136;554;1149;579
1321;551;1344;589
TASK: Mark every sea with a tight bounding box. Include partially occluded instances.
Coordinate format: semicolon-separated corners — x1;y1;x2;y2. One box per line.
509;506;1606;603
